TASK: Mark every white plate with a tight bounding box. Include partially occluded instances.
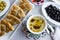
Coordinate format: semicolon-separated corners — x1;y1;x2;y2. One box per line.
0;0;34;40
0;0;10;17
53;0;60;5
42;2;60;26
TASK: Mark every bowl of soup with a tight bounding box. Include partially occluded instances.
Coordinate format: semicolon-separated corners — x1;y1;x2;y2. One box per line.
27;15;47;34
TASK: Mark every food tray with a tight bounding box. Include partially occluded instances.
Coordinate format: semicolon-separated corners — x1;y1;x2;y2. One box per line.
0;0;34;40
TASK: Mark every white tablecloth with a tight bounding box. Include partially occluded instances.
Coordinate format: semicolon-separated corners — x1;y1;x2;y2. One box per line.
7;0;60;40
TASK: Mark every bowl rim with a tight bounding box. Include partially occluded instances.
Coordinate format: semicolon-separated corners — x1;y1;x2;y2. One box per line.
27;15;47;34
0;0;10;16
53;0;60;5
42;2;60;26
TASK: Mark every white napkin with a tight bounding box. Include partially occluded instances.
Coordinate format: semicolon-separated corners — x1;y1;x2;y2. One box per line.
54;27;60;40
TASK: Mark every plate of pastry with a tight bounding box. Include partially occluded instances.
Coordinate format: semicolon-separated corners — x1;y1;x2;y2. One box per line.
0;0;34;40
0;0;10;16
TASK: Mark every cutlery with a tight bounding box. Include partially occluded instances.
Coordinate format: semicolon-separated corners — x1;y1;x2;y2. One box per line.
47;25;56;40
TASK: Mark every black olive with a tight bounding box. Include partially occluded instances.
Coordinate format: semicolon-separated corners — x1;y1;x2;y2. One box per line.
56;12;59;15
53;6;57;10
48;7;52;10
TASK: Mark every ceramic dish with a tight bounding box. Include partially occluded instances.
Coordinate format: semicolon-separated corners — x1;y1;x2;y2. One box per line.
0;0;34;40
27;15;47;34
0;0;10;16
42;2;60;26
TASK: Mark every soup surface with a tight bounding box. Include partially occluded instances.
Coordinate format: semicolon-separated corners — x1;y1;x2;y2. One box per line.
29;16;45;32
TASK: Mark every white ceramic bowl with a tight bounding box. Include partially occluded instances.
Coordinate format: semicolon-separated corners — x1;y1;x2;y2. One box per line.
42;2;60;26
53;0;60;5
27;15;47;34
0;0;10;16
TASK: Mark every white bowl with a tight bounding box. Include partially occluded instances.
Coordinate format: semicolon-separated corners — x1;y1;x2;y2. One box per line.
27;15;47;34
0;0;10;16
53;0;60;5
42;2;60;26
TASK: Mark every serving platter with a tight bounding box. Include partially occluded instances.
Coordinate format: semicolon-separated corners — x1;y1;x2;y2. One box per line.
0;0;34;40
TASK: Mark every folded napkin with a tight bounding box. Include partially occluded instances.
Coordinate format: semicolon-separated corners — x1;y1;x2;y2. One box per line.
54;27;60;40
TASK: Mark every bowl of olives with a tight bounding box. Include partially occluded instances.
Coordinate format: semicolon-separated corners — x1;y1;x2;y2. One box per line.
42;2;60;26
0;0;10;16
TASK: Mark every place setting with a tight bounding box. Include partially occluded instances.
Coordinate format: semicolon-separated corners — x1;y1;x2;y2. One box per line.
0;0;60;40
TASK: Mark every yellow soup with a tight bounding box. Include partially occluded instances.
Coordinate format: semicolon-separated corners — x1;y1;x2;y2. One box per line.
29;17;45;32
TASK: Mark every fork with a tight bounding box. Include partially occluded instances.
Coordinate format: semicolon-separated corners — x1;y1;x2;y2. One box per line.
46;24;56;40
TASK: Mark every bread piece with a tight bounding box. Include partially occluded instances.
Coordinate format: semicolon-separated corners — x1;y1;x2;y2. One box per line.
10;4;25;18
0;24;6;32
18;7;25;18
22;0;32;11
5;18;16;25
25;3;32;11
0;23;11;33
19;0;32;13
0;31;6;36
10;4;20;16
1;20;14;31
6;27;10;33
7;14;20;24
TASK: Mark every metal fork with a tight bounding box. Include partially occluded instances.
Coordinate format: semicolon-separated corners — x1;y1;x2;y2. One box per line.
47;25;56;40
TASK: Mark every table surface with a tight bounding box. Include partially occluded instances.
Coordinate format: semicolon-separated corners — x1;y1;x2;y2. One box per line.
1;0;60;40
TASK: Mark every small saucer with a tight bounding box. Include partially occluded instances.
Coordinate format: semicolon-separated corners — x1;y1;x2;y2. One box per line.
21;15;48;40
22;23;48;40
